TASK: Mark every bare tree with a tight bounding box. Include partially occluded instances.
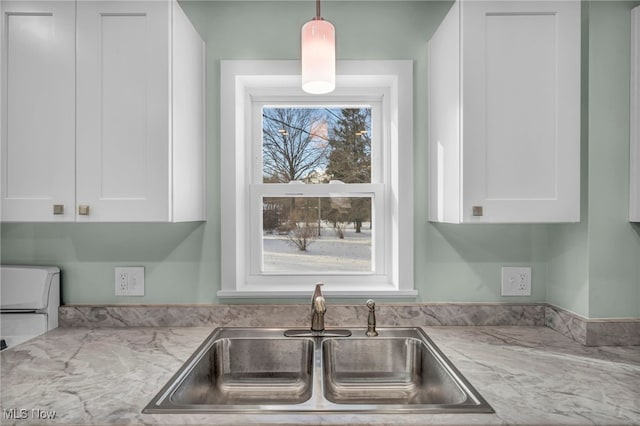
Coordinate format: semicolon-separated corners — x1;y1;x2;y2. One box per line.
333;221;346;239
286;208;318;251
262;108;330;183
287;222;319;251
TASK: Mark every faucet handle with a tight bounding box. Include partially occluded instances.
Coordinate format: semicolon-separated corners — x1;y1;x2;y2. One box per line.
365;299;378;337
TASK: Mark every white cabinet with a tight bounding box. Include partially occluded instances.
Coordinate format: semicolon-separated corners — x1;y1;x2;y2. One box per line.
428;1;581;223
1;0;205;222
75;0;205;222
0;1;76;221
631;5;640;222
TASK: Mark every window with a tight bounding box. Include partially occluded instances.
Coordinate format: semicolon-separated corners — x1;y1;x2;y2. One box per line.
259;106;377;274
220;60;415;298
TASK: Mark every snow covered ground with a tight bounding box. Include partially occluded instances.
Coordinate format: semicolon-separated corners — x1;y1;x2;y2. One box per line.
262;224;372;273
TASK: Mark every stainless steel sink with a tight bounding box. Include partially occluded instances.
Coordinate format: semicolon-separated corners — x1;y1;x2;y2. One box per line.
143;327;493;414
171;337;313;405
323;337;467;405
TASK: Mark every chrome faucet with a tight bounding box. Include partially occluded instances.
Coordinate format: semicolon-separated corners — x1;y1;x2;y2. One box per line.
283;283;351;338
310;283;326;332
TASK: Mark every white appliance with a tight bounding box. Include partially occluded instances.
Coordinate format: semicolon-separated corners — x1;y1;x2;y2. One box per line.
0;265;60;350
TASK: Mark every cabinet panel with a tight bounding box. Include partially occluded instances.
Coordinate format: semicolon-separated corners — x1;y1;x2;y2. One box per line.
100;14;148;199
1;2;75;221
171;2;206;222
484;13;557;200
463;1;580;223
428;1;460;224
76;1;170;222
631;6;639;222
428;1;580;223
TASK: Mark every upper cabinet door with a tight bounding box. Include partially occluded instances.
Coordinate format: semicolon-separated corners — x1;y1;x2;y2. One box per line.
429;1;581;223
631;5;640;222
1;1;76;222
75;1;171;222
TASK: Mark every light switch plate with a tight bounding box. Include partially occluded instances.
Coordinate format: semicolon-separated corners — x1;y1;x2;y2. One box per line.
501;267;531;296
114;267;145;296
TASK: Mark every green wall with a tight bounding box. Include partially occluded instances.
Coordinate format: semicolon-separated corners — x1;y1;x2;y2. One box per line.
586;0;640;318
548;0;640;319
547;1;593;318
1;1;638;319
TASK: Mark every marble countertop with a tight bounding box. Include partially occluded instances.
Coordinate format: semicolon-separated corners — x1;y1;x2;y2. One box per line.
1;326;639;425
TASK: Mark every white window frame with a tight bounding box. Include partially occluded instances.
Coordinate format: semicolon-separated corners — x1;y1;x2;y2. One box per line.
219;60;415;298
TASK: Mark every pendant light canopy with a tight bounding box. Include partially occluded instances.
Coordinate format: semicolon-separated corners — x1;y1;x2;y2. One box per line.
301;0;335;94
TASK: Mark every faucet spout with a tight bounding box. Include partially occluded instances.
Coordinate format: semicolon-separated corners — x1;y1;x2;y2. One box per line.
311;283;326;332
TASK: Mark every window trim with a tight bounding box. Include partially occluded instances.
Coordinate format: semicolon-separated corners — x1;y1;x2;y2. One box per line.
219;60;415;298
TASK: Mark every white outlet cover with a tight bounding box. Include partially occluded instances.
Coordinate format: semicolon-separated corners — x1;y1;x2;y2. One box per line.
501;267;531;296
114;267;145;296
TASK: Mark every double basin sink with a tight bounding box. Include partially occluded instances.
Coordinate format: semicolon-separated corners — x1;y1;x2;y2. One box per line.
143;327;493;414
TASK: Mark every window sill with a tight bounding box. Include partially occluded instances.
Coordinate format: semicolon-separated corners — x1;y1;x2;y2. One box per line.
217;289;419;299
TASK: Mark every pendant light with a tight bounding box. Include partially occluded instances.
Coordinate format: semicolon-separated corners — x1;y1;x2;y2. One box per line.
301;0;335;94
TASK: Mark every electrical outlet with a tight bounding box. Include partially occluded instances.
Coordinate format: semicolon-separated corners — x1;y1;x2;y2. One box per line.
501;267;531;296
114;267;145;296
118;271;129;293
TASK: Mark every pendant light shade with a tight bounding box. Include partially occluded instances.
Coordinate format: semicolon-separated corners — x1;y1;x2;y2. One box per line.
301;1;335;94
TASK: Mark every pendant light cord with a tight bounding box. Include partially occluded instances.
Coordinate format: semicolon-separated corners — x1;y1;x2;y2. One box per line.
315;0;322;20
